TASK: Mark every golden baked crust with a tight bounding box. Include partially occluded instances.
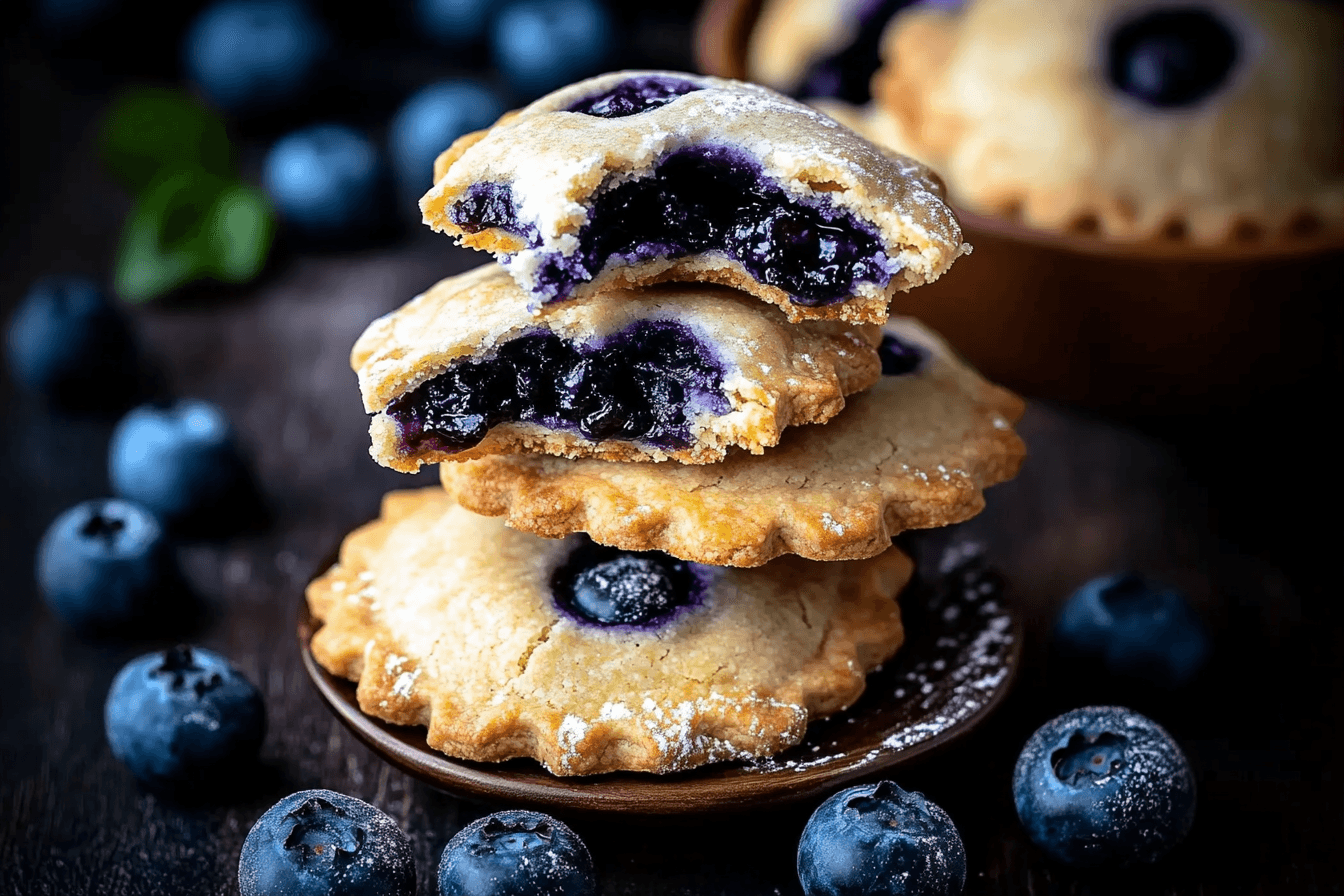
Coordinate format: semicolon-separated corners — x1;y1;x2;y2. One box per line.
306;488;911;776
352;264;882;470
421;70;966;324
440;317;1026;566
746;0;872;94
870;0;1344;242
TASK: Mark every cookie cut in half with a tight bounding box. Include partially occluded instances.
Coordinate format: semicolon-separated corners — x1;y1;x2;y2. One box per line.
352;264;883;470
420;70;966;324
306;488;910;776
441;317;1026;566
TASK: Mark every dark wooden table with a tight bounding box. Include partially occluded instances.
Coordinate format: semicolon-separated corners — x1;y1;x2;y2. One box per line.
4;35;1341;896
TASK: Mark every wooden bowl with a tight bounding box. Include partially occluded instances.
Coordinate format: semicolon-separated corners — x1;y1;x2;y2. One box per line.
298;543;1021;817
694;0;1344;414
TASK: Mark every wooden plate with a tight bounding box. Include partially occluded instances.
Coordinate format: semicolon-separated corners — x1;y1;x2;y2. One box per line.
297;542;1021;816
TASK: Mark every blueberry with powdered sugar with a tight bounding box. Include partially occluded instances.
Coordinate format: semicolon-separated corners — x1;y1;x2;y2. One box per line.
551;538;701;627
420;71;965;325
438;810;596;896
1012;706;1196;866
239;789;415;896
797;780;966;896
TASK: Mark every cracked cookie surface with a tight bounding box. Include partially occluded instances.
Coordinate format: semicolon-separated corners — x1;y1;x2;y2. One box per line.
352;264;882;470
421;70;965;324
440;317;1026;567
306;488;910;775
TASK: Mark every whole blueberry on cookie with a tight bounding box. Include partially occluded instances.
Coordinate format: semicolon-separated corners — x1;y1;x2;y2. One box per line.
1054;573;1210;687
104;645;265;790
263;124;388;239
797;780;966;896
5;276;138;410
183;0;327;115
37;499;180;632
552;540;699;627
438;810;596;896
1012;706;1195;867
1107;7;1239;109
239;789;415;896
108;399;249;526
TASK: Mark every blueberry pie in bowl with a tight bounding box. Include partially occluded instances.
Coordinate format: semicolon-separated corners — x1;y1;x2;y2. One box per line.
419;71;966;324
305;488;911;776
352;264;883;469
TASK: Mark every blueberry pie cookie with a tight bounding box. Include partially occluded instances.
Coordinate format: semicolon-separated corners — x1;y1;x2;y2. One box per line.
306;488;911;775
440;317;1025;567
420;70;966;324
352;264;882;470
870;0;1344;241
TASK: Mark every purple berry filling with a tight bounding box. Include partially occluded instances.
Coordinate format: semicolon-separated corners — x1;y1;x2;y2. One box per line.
386;320;729;455
878;332;923;375
448;145;896;307
564;75;704;118
551;537;706;629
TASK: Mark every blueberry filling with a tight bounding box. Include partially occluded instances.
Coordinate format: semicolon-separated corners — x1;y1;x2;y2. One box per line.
449;145;894;306
386;320;728;455
551;538;700;627
1107;7;1239;108
565;75;704;118
1052;731;1129;786
878;332;922;375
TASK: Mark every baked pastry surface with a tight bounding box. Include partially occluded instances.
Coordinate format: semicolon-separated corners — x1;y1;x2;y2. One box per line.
307;488;911;775
440;317;1026;566
352;264;882;469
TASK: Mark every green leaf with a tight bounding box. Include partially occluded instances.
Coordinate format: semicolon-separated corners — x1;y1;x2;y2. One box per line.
100;87;232;195
114;170;274;303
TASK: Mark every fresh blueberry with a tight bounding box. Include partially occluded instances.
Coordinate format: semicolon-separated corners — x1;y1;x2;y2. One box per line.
438;810;597;896
239;789;415;896
415;0;495;46
104;645;265;790
5;276;138;410
1054;573;1210;687
550;539;700;627
183;0;328;115
490;0;613;98
1012;706;1196;867
1107;8;1238;108
37;499;179;632
797;780;966;896
262;124;388;239
388;81;505;198
108;399;250;527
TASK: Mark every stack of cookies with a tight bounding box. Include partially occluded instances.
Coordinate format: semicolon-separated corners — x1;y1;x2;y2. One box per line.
306;72;1026;776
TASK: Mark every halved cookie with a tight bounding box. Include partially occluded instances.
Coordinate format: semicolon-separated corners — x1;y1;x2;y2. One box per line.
306;488;910;776
441;317;1026;566
420;70;966;324
352;264;882;470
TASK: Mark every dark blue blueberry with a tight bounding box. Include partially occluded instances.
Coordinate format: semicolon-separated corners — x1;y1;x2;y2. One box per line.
877;332;922;376
37;499;179;632
1107;8;1238;108
565;75;704;118
415;0;495;46
5;276;138;410
490;0;613;98
797;780;966;896
552;540;698;626
108;399;249;526
389;81;506;198
438;810;596;896
104;645;265;790
1054;573;1210;687
183;0;328;115
449;145;894;306
239;789;415;896
262;124;388;239
1012;706;1196;867
386;321;727;455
